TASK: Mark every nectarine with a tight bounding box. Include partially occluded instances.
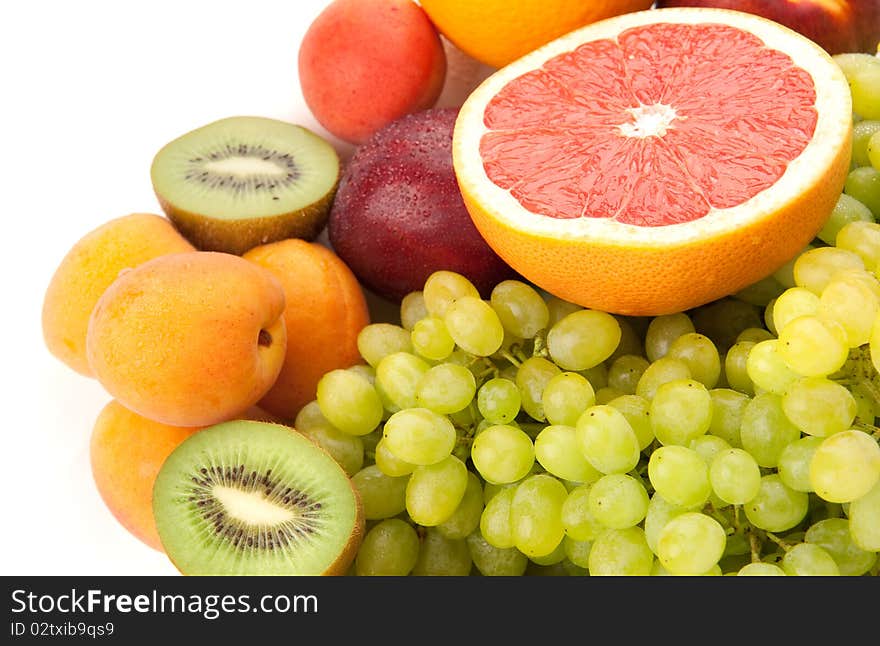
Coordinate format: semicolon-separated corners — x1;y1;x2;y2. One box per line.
298;0;447;144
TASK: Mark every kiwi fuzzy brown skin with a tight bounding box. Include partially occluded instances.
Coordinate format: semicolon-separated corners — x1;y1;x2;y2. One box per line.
157;182;338;256
152;420;365;576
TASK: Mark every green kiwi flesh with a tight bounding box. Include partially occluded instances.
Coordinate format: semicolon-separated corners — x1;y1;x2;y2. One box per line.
152;420;364;575
150;116;340;255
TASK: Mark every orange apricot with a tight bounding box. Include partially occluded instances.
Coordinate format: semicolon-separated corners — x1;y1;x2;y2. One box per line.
86;251;287;427
243;239;370;420
42;213;194;377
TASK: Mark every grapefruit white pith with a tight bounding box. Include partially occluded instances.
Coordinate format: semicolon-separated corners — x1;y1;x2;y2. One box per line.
452;8;853;316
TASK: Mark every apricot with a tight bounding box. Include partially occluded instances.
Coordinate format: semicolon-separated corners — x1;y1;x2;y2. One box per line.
42;213;194;377
298;0;447;145
86;251;287;427
90;400;281;551
243;239;370;420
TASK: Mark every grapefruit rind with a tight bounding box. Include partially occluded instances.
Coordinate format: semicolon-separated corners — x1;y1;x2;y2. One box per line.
453;8;853;315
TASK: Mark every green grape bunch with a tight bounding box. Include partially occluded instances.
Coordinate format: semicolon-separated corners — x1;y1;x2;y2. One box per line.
305;53;880;576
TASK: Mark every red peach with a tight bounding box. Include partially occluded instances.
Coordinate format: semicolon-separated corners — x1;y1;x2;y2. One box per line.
298;0;447;145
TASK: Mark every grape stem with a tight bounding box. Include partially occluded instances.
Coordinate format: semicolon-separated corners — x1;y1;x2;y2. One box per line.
764;531;793;552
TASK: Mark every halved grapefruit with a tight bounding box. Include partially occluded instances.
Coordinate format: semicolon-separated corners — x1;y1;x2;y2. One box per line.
452;7;853;316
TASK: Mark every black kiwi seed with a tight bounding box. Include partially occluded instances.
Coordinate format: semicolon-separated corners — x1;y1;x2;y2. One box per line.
152;420;364;575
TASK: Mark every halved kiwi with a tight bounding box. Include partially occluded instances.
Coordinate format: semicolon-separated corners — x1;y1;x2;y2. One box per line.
150;116;340;255
152;420;364;576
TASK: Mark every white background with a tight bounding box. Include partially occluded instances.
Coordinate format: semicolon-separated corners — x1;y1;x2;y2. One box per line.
2;0;493;576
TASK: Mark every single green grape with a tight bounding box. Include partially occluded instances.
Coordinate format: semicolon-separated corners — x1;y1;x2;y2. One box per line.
561;484;604;541
351;464;409;520
489;279;550;339
436;471;484;540
607;394;654;451
405;455;468;527
355;518;420;576
777;435;823;492
382;407;455;465
575;404;641;475
535;424;602;483
357;323;413;368
414;363;476;415
848;481;880;551
817;274;880;348
745;339;799;394
740;392;801;468
606;355;651;396
844;166;880;217
635;356;692;400
793;246;866;295
470;424;535;484
665;333;721;388
644;312;695;362
867;128;880;171
587;473;649;530
516;356;561;422
545;294;583;327
735;327;775;344
541;371;596;426
444;296;505;357
422;270;479;318
707;388;750;448
510;474;568;558
810;429;880;503
781;376;857;437
817;193;875;245
546;309;621;371
744;474;809;532
737;562;786;576
723;341;755;395
373;437;416;477
805;517;877;576
709;448;761;505
836;222;880;274
294;401;365;477
647;445;711;508
563;536;593;569
411;527;472;576
528;539;567;566
400;290;428;331
477;377;521;424
643;492;698;554
852;119;880;167
833;53;880;120
649;378;713;446
479;485;517;549
466;531;528;576
689;434;731;467
777;315;849;378
375;351;431;410
781;543;840;576
316;368;384;436
410;316;455;361
771;287;820;334
657;512;726;575
587;526;654;576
